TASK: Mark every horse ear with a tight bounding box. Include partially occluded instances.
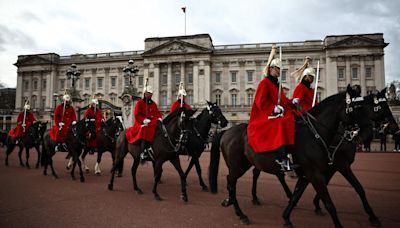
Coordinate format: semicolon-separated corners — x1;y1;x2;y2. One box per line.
206;100;212;105
380;88;387;97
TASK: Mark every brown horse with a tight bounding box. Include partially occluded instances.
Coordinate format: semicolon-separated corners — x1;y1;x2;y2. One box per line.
209;85;370;227
108;107;196;202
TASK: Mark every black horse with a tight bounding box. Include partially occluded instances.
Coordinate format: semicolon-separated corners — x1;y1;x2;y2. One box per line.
67;116;125;175
308;89;399;223
0;130;7;147
182;101;228;191
5;121;48;168
41;118;96;182
209;85;370;227
108;107;196;202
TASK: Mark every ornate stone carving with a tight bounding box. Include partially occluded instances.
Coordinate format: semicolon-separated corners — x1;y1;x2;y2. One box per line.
168;43;187;53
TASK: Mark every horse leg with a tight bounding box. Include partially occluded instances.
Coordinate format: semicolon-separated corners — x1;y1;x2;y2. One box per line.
25;147;30;169
35;145;40;169
66;157;73;170
49;155;58;179
18;147;24;167
170;157;188;202
251;168;261;205
313;169;336;216
339;167;381;226
95;151;102;175
193;157;208;191
283;176;309;228
70;158;77;180
152;160;164;201
5;144;15;166
80;155;90;173
278;173;293;200
308;174;343;228
227;174;250;225
184;158;195;178
131;157;142;194
75;154;85;183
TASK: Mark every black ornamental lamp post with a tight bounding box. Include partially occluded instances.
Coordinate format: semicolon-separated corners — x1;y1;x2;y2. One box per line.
66;63;81;89
123;59;139;87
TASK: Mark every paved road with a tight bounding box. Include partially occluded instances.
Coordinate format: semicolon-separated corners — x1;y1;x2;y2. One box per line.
0;148;399;228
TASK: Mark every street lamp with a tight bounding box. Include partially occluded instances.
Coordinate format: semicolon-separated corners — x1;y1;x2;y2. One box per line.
66;63;81;89
123;60;139;87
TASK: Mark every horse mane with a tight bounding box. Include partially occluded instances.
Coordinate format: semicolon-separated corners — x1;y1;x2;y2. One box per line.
308;92;346;116
163;108;183;124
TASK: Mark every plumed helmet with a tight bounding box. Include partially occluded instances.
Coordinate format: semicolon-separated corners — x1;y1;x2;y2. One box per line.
302;67;316;77
269;58;282;68
63;94;71;101
144;85;153;94
91;98;99;105
178;88;187;97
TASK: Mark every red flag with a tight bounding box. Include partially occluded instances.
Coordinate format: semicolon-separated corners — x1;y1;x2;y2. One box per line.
181;6;186;13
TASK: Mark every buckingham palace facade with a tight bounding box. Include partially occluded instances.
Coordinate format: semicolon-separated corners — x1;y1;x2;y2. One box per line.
13;33;388;125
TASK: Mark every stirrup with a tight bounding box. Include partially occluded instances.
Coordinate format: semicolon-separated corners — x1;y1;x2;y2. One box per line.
275;159;293;172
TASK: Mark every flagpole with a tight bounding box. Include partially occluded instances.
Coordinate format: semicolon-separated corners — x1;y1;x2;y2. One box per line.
182;6;186;35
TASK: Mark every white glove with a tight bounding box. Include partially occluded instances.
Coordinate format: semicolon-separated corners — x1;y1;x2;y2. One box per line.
157;118;162;122
274;105;284;114
143;118;151;124
292;98;300;104
22;123;26;127
59;122;65;127
72;121;77;125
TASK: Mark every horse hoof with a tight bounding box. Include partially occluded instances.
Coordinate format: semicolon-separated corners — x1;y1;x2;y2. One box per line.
35;164;39;169
95;172;101;176
20;163;25;167
314;208;325;216
369;217;381;227
117;173;122;177
240;216;250;225
26;165;30;169
252;199;261;205
135;189;143;195
158;180;164;184
181;194;188;202
53;175;59;179
71;176;76;181
154;195;162;201
108;184;114;191
5;162;8;166
221;198;232;207
284;222;294;228
85;169;90;173
80;177;85;183
201;186;209;192
43;172;47;176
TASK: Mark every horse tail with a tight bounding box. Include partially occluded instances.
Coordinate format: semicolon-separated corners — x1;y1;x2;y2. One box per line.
40;137;48;167
209;130;225;194
111;131;128;173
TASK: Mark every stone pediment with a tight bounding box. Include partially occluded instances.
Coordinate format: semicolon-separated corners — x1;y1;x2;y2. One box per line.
14;55;53;67
142;40;212;56
326;36;388;49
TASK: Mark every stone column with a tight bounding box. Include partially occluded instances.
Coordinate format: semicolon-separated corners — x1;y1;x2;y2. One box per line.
325;55;338;96
360;56;366;96
345;56;351;86
374;55;385;89
193;62;199;106
204;60;211;102
180;61;185;85
153;63;160;104
167;62;172;105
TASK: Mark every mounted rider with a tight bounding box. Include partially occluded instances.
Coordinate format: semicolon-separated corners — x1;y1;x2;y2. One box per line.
9;101;36;145
291;57;318;115
170;82;192;113
125;84;162;161
84;98;103;154
247;45;297;172
49;94;77;152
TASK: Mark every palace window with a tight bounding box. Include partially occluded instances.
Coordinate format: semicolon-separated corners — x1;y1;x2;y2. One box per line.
162;73;167;85
215;72;221;83
33;80;38;91
42;80;46;90
111;77;116;87
138;76;143;86
97;78;103;89
366;66;373;79
352;67;358;79
175;72;180;84
231;93;237;107
281;70;287;82
215;94;221;106
60;80;65;90
188;73;193;84
338;68;345;80
231;71;237;83
85;78;90;89
247;70;254;83
247;92;254;106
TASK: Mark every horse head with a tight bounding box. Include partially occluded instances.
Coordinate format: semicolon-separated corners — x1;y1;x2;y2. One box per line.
84;117;97;140
206;101;228;128
365;88;399;134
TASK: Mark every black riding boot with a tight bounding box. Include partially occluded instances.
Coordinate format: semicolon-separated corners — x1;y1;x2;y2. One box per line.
275;146;293;172
140;140;154;161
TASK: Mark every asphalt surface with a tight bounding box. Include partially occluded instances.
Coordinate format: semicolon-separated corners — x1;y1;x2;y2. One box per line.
1;147;400;228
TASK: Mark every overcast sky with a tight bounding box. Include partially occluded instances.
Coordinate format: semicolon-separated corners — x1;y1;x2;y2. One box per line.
0;0;399;87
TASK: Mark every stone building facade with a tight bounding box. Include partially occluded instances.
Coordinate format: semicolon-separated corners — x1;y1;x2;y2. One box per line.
13;33;388;126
